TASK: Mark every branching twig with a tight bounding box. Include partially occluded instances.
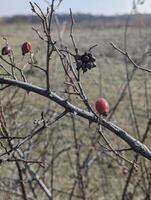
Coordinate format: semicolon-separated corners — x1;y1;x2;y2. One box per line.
0;77;151;160
111;42;151;73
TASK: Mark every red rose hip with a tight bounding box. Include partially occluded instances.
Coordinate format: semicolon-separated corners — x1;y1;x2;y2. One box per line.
1;46;11;55
95;98;109;115
21;41;32;55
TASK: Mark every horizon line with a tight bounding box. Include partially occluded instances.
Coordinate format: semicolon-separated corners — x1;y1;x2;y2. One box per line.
1;11;151;18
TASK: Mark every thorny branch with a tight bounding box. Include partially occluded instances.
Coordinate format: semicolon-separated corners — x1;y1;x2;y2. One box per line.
0;77;151;160
0;0;151;199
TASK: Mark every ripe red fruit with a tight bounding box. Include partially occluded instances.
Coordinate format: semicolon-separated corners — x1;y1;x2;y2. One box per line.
95;98;109;115
21;42;32;55
1;46;11;55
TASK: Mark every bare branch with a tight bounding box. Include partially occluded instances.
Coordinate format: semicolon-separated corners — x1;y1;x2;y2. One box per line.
111;42;151;73
0;77;151;160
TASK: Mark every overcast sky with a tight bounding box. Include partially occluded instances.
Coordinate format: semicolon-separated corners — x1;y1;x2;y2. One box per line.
1;0;151;16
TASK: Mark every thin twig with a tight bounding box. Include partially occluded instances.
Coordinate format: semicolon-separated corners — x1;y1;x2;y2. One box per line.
111;42;151;73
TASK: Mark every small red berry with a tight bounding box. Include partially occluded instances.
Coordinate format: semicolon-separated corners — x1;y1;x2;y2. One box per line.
95;97;109;115
21;42;32;55
1;46;11;55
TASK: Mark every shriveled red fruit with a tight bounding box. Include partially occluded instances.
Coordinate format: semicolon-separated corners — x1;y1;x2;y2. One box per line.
1;46;11;55
21;42;32;55
95;97;109;115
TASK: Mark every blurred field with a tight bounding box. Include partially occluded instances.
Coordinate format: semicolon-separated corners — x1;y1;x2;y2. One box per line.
0;17;151;199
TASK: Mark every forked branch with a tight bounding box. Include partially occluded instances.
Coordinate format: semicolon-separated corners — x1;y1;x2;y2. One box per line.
0;76;151;160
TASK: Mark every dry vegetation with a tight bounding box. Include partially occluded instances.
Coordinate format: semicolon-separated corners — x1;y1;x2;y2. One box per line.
0;2;151;199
